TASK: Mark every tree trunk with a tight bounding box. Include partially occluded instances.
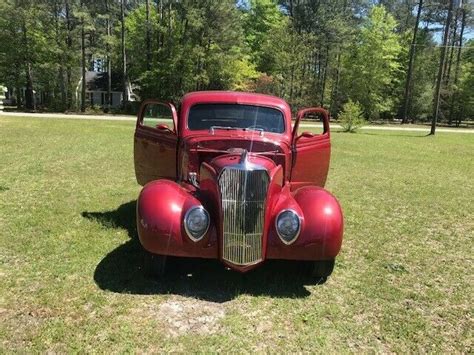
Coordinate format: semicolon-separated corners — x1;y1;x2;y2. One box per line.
58;67;65;110
158;0;163;49
105;0;112;111
165;0;173;58
431;0;453;135
22;22;35;110
448;7;466;125
316;49;321;90
145;0;151;70
320;44;329;106
296;55;307;99
444;8;459;86
55;1;66;110
330;46;342;116
14;83;22;108
80;1;86;113
401;0;422;124
289;64;295;104
176;16;189;95
121;0;129;106
24;63;35;110
168;1;172;42
65;0;73;110
330;0;347;116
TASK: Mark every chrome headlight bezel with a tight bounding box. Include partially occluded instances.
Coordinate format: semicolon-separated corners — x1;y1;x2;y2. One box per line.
184;206;210;242
275;209;302;245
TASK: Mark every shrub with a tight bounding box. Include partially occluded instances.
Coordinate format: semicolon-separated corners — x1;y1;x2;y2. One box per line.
85;105;104;114
339;99;366;132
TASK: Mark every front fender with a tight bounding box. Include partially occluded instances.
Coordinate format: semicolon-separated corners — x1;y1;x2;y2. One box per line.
267;185;343;260
137;179;218;258
294;186;343;257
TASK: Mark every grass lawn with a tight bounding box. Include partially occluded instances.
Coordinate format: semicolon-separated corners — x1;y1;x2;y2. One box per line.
0;115;472;352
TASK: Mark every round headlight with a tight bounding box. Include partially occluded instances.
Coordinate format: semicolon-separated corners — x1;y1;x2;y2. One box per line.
276;209;301;244
184;206;210;241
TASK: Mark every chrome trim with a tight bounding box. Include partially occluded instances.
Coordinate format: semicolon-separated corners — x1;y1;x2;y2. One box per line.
218;156;269;266
209;126;264;137
209;126;247;135
184;206;210;242
216;150;266;182
275;209;302;245
188;172;199;188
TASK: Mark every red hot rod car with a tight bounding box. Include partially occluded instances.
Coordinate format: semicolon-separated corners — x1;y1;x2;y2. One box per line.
134;91;343;280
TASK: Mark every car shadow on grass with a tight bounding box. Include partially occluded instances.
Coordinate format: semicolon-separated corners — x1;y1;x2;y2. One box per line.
83;200;317;303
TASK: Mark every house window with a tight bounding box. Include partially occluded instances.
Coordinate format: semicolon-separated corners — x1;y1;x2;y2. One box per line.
86;92;94;106
91;58;106;73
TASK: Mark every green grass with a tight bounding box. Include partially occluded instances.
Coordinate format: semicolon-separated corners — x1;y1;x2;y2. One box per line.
0;115;472;352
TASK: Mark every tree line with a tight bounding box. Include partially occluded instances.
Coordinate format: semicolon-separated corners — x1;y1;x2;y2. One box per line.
0;0;472;126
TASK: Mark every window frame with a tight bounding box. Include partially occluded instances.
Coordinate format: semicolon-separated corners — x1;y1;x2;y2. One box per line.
186;103;287;134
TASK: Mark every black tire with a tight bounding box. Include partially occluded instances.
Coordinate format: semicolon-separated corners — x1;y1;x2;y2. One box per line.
308;259;335;283
143;251;167;278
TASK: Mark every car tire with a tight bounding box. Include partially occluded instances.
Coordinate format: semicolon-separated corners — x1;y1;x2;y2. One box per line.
143;251;167;278
308;259;335;283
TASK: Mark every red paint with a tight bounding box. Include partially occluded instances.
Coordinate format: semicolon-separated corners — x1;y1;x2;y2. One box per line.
134;91;343;272
134;100;179;184
137;180;218;258
267;186;343;260
290;107;331;190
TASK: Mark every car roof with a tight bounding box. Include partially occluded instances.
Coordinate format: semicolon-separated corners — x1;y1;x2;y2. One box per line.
179;91;293;141
181;91;290;109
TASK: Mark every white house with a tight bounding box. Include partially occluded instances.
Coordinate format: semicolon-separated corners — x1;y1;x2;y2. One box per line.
76;71;136;109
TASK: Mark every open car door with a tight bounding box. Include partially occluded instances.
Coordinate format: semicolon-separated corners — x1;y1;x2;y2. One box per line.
134;99;178;186
290;107;331;191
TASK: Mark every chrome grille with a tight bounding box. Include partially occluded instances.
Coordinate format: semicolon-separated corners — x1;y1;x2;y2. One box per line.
219;168;269;265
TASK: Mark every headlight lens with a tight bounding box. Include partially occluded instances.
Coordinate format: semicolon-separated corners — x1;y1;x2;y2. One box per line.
184;206;210;241
276;209;301;244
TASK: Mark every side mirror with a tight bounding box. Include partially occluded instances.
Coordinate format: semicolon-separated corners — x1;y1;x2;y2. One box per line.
156;123;171;131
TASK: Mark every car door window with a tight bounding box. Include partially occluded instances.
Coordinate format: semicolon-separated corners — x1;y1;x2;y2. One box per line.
290;107;331;190
140;102;176;132
293;110;327;139
134;100;178;186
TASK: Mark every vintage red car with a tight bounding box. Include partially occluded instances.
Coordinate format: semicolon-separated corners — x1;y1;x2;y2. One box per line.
134;91;343;280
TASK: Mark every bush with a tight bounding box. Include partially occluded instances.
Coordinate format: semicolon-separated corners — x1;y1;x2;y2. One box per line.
339;99;366;132
85;105;104;115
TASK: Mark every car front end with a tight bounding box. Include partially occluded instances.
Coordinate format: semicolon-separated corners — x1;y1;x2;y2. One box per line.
137;148;343;273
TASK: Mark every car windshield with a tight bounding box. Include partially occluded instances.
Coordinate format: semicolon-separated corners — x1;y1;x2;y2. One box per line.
188;104;285;133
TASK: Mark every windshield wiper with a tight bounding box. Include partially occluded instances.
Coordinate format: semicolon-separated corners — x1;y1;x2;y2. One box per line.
246;127;264;133
209;125;264;136
209;126;242;134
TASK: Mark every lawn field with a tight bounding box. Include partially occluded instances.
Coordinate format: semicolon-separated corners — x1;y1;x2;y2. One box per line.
0;116;473;352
